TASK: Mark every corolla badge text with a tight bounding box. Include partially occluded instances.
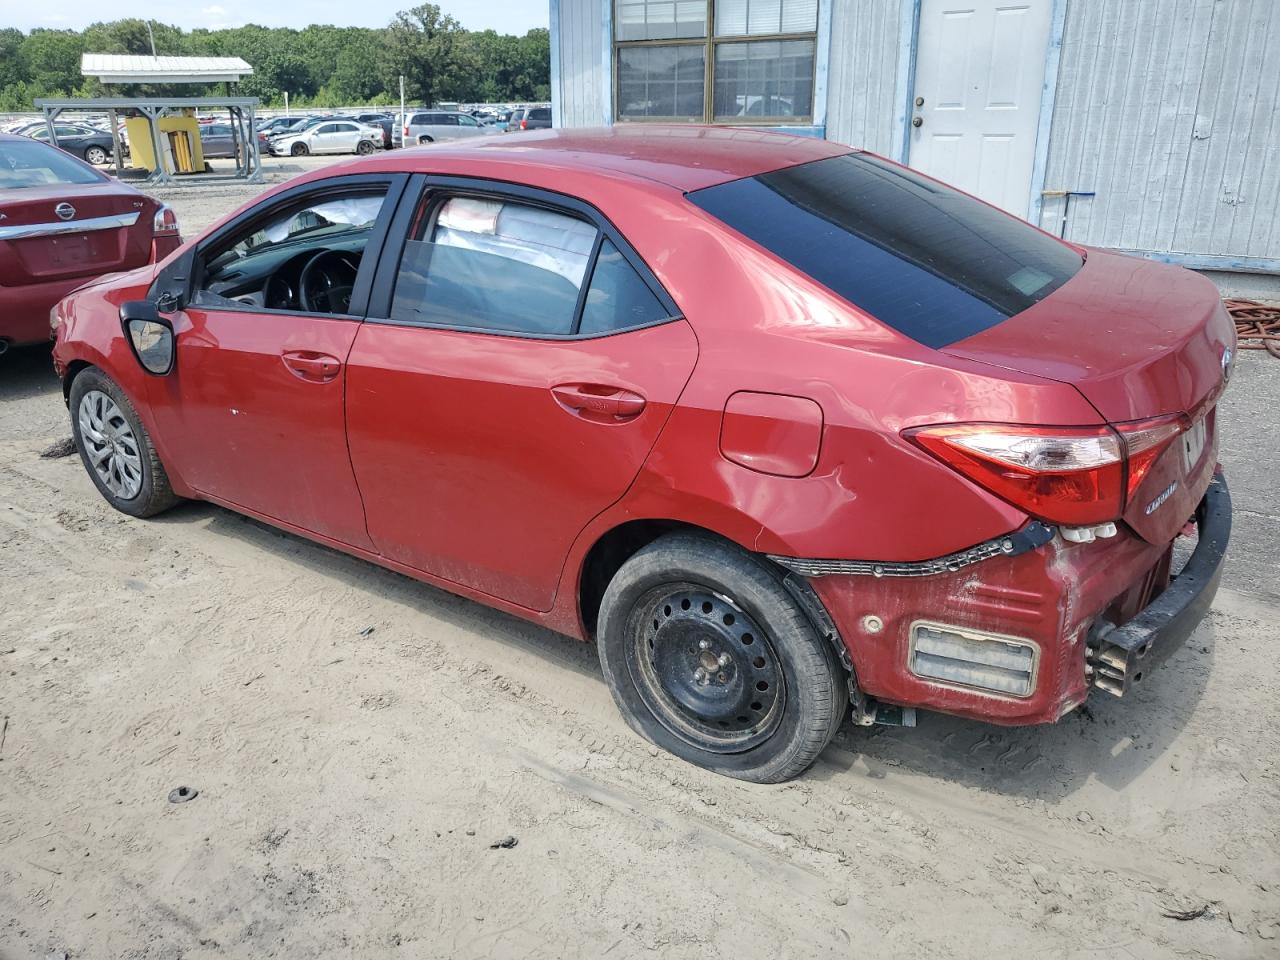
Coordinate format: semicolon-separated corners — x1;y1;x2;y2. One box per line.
1145;481;1179;515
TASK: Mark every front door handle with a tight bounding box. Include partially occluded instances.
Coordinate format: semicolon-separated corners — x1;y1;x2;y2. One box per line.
282;350;341;382
551;383;646;423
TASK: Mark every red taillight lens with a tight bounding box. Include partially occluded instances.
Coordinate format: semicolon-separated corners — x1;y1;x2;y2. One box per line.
906;419;1189;526
520;118;528;130
152;204;179;237
1116;415;1185;499
403;125;410;137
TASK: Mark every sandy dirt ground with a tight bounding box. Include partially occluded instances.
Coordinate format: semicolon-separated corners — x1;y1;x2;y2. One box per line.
1;163;1279;959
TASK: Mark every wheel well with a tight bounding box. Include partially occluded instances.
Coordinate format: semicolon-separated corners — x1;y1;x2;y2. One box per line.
579;520;738;638
62;360;92;402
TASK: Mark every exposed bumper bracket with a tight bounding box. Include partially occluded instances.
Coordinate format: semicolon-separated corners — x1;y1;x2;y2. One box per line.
1087;473;1231;697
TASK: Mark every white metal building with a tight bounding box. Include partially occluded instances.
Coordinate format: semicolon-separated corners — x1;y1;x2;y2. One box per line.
550;0;1279;283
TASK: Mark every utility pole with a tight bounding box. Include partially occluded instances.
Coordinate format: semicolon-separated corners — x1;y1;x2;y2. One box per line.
399;75;406;141
284;91;290;115
146;20;157;57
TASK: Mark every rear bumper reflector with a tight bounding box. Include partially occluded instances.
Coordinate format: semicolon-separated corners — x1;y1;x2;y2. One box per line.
0;211;140;241
909;622;1038;698
1087;472;1231;697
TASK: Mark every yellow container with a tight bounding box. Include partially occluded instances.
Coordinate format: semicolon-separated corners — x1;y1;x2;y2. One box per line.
125;116;206;173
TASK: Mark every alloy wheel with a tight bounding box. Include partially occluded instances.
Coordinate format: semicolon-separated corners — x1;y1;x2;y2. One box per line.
86;146;107;165
77;390;143;500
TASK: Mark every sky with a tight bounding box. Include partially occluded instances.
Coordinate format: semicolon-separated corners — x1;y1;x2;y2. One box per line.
0;0;549;35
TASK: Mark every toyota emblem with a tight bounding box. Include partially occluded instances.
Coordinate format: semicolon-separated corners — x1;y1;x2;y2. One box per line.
55;202;76;221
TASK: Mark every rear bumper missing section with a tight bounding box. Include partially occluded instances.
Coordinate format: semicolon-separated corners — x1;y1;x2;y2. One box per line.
1086;473;1231;696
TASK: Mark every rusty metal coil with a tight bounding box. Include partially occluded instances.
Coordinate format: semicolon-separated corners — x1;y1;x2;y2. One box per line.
1224;298;1280;359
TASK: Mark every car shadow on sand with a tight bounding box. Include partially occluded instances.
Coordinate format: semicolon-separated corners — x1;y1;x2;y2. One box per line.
149;497;1211;806
0;343;61;401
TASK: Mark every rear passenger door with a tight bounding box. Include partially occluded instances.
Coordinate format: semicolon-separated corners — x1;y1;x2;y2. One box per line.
345;178;699;611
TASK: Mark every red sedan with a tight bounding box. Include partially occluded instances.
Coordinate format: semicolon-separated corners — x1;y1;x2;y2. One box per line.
50;128;1232;782
0;134;180;351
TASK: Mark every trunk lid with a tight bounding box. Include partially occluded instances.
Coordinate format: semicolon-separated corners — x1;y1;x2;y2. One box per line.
943;249;1234;545
0;182;156;287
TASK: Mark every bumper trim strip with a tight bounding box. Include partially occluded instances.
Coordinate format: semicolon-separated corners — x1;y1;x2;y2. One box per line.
769;521;1056;579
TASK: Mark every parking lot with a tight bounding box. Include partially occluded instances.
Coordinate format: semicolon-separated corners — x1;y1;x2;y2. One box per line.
1;162;1278;959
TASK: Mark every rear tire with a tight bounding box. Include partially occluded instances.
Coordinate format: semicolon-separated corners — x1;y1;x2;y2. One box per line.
84;145;107;165
597;533;848;783
69;367;179;519
291;142;309;156
356;140;375;155
417;135;434;144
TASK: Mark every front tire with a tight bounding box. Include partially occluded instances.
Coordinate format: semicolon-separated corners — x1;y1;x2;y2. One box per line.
84;145;108;165
597;533;848;782
291;142;309;156
69;368;179;518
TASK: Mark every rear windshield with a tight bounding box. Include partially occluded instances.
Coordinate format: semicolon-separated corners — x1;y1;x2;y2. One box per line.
0;138;103;189
687;153;1083;348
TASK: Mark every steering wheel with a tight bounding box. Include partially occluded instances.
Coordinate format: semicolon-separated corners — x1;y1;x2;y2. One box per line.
299;250;359;314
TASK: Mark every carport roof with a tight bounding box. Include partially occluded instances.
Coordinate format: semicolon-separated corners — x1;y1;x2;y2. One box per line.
81;54;254;84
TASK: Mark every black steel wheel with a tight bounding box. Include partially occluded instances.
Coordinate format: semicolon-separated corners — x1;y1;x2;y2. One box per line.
630;586;784;753
291;142;309;156
356;139;375;155
598;533;847;783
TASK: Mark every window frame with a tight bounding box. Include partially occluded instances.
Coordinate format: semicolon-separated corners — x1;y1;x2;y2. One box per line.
175;173;409;321
613;0;818;124
367;174;683;341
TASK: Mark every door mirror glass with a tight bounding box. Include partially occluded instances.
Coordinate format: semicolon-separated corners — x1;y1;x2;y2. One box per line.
120;301;175;375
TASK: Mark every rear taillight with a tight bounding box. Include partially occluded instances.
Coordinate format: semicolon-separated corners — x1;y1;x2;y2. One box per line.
905;418;1186;526
403;125;410;137
520;118;528;130
152;204;179;237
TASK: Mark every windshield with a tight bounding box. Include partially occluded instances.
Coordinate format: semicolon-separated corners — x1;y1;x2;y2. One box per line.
0;138;103;189
687;153;1083;349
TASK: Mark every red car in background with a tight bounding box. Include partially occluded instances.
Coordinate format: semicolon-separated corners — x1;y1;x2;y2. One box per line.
49;128;1232;782
0;133;179;351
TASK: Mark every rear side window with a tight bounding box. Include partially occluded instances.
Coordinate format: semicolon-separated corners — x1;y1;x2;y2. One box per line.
392;197;596;335
0;138;102;188
389;194;677;337
687;153;1083;349
530;108;551;121
579;239;669;335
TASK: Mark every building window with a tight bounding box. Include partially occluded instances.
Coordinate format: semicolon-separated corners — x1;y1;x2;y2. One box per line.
614;0;817;123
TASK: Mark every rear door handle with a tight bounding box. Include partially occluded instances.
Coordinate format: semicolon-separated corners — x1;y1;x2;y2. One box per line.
282;350;341;382
551;383;647;422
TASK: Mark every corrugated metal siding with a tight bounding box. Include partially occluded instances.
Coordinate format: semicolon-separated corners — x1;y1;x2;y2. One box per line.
1042;0;1280;260
824;0;901;154
556;0;606;127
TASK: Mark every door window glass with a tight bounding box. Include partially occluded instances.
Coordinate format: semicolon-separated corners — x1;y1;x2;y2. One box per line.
194;189;388;315
579;239;670;335
391;196;598;335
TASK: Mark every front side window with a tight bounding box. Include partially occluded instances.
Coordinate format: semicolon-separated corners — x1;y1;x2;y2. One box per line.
615;0;816;122
390;194;675;338
194;188;388;315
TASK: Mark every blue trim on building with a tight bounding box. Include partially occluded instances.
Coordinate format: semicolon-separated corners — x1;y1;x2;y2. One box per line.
1117;251;1280;276
890;0;922;164
1027;0;1068;224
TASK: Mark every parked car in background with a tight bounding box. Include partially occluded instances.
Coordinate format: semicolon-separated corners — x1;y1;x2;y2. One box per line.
512;106;547;131
198;123;241;160
48;128;1233;783
0;133;179;349
258;116;311;137
25;123;117;165
269;120;382;156
351;113;394;150
400;110;494;145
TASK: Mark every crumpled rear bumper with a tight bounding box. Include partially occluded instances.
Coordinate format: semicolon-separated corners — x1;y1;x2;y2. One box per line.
1086;473;1230;696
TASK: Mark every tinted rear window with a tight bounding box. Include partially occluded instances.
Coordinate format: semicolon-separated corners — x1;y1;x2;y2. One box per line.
687;153;1083;348
0;138;102;188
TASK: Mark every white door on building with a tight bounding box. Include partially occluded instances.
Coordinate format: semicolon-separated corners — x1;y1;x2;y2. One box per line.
908;0;1052;216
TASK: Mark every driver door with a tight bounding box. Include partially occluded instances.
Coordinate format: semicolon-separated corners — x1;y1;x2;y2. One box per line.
147;174;406;549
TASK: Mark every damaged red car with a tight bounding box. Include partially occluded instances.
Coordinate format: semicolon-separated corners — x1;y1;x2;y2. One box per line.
50;128;1232;782
0;133;180;351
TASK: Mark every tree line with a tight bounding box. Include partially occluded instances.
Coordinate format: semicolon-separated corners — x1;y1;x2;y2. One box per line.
0;5;550;113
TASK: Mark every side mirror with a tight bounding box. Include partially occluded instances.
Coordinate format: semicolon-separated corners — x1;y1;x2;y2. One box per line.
120;301;175;376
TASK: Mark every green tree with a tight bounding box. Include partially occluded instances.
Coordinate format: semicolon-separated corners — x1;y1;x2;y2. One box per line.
381;4;469;107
